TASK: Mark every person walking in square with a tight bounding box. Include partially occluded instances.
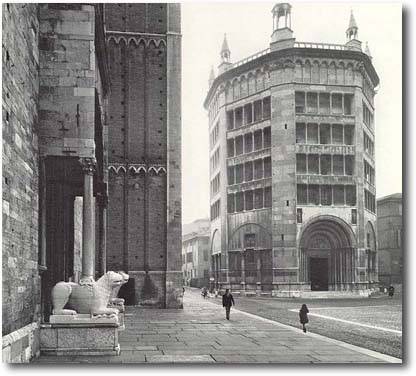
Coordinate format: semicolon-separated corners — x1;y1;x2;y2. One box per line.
222;289;235;320
388;285;395;298
299;304;309;333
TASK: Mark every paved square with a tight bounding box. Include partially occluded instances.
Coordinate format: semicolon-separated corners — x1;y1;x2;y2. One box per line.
33;289;401;364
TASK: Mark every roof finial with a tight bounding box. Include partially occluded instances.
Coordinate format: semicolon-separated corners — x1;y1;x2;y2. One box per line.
346;9;358;40
220;33;230;63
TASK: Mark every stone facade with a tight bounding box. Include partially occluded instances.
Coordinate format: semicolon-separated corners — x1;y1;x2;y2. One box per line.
377;193;402;288
104;4;182;308
205;4;379;296
2;3;41;361
182;219;210;287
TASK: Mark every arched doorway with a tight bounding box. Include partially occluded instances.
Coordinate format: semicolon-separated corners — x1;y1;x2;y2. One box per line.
299;216;356;291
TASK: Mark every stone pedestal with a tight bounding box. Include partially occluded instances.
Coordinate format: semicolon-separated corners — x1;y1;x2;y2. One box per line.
40;316;120;356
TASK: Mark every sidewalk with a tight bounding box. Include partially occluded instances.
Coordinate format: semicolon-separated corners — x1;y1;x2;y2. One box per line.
34;289;401;364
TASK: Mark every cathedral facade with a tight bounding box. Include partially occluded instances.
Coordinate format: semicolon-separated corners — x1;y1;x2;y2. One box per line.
205;3;379;296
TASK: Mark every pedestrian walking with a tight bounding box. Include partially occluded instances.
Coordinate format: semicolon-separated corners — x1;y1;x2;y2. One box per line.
201;287;208;299
299;304;309;333
388;285;395;298
222;289;235;320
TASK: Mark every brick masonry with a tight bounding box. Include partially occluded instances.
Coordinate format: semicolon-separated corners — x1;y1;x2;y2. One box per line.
105;4;182;308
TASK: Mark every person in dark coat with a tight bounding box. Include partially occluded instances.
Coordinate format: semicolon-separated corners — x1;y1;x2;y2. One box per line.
299;304;309;333
222;289;235;320
388;285;395;298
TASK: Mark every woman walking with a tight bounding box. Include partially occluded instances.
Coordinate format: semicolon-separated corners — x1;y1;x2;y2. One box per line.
299;304;309;333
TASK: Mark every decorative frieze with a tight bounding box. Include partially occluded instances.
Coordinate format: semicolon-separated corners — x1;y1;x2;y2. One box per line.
108;163;167;175
106;30;166;48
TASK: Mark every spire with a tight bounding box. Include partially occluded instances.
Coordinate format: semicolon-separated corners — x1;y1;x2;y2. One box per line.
209;65;215;87
365;42;372;59
220;33;230;63
346;9;358;40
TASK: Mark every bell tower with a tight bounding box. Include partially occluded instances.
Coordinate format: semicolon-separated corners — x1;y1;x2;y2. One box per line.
270;3;295;51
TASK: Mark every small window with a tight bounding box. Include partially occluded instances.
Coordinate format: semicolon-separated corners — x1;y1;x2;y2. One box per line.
296;154;307;174
236;192;244;212
307;123;319;144
319;93;330;114
332;93;343;114
254;159;263;180
296;123;306;144
264;157;271;178
245;190;254;211
227;139;235;157
333;185;345;205
254;188;263;209
295;91;305;113
345;156;354;176
344;94;353;115
235;164;244;183
263;96;271;119
254;100;263;122
309;185;320;205
263;127;271;148
235;136;244;155
319;124;330;144
307;154;319;175
346;185;356;206
244;133;253;153
351;209;357;224
227;110;234;130
235;107;243;128
332;124;343;144
306;92;318;113
297;184;307;205
344;124;354;145
227;194;235;213
244;161;253;182
264;186;272;208
320;154;331;175
297;208;303;223
254;129;263;150
321;185;332;206
227;166;235;185
333;155;344;175
244;103;253;125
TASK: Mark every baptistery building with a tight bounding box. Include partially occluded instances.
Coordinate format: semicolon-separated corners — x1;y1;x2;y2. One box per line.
204;3;379;296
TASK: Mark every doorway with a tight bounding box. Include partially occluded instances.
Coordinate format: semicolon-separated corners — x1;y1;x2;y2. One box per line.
310;257;328;291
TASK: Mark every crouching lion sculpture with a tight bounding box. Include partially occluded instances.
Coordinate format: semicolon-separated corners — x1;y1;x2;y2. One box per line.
51;271;125;318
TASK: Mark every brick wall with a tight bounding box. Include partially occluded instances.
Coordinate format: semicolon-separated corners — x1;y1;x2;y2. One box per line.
105;4;181;307
2;3;41;339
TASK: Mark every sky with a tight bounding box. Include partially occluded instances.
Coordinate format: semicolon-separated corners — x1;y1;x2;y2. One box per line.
181;1;402;225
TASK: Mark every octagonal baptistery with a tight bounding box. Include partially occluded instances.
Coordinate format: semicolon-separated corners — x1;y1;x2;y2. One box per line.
204;3;379;297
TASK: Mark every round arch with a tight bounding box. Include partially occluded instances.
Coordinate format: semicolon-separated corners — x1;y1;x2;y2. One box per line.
298;215;356;291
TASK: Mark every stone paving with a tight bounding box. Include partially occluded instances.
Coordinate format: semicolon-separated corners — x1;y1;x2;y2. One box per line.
33;289;401;364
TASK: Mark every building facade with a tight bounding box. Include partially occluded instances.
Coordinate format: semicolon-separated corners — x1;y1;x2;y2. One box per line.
182;219;210;287
205;3;379;296
377;193;402;288
104;4;182;308
2;3;182;362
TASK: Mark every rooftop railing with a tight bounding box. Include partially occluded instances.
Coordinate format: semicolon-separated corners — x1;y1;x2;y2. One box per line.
230;41;349;69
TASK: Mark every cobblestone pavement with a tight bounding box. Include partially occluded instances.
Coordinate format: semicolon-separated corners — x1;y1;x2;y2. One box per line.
34;288;401;364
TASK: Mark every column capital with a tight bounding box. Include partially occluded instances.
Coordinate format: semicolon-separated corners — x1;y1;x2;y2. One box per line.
79;157;97;175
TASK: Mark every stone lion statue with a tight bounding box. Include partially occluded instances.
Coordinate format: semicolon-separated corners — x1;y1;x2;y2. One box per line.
109;271;129;308
51;271;125;317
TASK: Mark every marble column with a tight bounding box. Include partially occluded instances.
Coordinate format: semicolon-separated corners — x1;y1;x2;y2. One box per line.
97;192;108;276
79;157;96;284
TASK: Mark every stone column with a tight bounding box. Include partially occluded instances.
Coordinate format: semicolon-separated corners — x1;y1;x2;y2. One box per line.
97;192;108;276
241;251;246;292
80;157;96;284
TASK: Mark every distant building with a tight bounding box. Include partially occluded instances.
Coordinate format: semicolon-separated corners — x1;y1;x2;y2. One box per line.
204;3;379;296
182;219;210;287
377;193;402;288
